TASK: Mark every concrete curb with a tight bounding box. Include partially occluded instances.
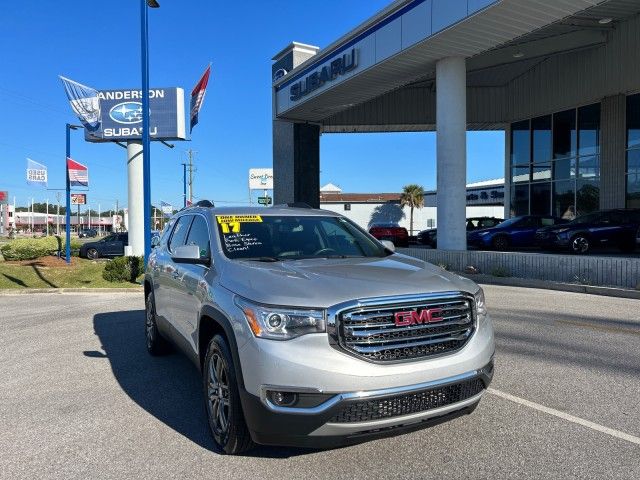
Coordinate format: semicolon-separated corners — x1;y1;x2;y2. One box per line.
463;273;640;300
0;287;143;295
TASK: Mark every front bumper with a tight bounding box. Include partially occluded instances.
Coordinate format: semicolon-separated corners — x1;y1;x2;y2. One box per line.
240;360;493;448
237;311;495;447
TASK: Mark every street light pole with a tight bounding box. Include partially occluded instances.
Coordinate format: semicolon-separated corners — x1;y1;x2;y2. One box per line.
140;0;159;266
65;123;81;264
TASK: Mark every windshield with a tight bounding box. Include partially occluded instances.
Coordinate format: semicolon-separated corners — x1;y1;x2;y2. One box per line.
216;214;390;260
494;217;521;228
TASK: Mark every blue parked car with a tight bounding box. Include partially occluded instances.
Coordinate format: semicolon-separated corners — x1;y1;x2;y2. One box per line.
535;209;640;254
468;215;567;250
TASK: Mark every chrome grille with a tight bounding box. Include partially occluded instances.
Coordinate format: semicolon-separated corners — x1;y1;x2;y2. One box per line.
335;295;474;362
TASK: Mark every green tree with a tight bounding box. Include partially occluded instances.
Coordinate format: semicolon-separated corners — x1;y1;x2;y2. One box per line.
400;184;425;237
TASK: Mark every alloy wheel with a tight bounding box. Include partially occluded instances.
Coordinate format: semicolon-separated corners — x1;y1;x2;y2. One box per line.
572;236;590;254
87;248;98;260
206;353;230;438
145;297;155;350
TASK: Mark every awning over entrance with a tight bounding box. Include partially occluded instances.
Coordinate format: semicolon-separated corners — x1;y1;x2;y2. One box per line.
273;0;640;131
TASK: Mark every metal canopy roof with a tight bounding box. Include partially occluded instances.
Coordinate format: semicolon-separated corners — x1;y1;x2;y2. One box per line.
273;0;640;126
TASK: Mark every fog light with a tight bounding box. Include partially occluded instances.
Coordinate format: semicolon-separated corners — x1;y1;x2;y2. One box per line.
268;390;298;407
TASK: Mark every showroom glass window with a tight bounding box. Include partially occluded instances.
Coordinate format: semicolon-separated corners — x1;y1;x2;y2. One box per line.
509;103;600;218
510;120;530;215
627;94;640;208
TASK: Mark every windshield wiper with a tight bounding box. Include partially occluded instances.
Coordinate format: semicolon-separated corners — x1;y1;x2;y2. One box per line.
243;256;282;262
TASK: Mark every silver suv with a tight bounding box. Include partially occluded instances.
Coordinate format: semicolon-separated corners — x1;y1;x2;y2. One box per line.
144;204;494;454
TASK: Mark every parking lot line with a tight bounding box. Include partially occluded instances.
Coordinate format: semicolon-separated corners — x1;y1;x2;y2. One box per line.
488;388;640;446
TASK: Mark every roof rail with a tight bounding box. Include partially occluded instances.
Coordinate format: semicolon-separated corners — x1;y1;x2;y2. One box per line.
194;200;215;208
275;202;313;209
178;199;215;212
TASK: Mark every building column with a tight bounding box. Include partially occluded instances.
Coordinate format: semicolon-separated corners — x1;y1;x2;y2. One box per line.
272;42;321;208
600;94;627;209
126;141;144;256
273;122;320;208
436;57;467;250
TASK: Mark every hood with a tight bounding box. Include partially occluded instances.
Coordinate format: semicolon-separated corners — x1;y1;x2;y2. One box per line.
219;254;478;308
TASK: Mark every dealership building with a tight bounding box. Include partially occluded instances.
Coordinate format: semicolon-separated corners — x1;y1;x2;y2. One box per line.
272;0;640;250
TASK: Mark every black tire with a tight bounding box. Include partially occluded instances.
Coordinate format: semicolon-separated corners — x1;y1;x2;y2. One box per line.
492;235;510;251
570;234;590;254
86;248;99;260
203;335;254;455
145;290;170;355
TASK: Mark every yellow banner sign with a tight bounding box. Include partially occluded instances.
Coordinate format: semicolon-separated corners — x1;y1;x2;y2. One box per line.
216;215;262;234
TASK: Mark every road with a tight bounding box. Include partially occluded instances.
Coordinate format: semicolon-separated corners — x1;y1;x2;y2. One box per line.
1;287;639;479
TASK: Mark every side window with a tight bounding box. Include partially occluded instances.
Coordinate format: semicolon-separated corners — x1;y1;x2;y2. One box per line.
541;217;555;227
168;215;192;252
185;215;211;259
160;220;174;244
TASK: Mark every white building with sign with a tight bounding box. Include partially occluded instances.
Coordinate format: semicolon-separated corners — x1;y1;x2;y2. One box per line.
320;179;504;232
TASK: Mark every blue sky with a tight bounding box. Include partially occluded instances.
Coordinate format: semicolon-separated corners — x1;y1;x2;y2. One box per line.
0;0;504;210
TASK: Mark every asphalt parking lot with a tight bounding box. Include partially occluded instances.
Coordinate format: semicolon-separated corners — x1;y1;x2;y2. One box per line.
1;287;639;479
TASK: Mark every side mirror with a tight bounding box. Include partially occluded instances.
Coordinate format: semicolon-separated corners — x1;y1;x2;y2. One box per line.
151;235;160;248
172;244;211;265
381;240;396;252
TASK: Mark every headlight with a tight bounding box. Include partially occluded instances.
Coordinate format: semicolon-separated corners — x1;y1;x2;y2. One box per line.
479;231;491;236
474;288;487;317
234;297;325;340
555;228;570;234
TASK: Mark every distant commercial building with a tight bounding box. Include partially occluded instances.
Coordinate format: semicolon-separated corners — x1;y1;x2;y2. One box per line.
320;179;504;231
272;0;640;250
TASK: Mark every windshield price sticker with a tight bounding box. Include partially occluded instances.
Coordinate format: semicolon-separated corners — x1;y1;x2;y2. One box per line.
216;215;262;234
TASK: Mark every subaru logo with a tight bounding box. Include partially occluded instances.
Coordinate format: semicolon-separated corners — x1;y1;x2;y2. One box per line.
109;102;143;124
273;68;287;83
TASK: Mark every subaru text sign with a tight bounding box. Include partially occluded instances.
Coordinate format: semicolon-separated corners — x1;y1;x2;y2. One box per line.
85;87;186;142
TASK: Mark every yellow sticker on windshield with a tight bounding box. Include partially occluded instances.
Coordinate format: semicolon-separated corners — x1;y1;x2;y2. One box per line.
216;215;262;234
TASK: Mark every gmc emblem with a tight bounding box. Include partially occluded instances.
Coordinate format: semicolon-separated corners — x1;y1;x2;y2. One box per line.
394;308;444;327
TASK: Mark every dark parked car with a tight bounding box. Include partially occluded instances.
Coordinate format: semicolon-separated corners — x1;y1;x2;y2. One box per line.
368;224;409;247
468;215;567;250
535;209;640;254
78;228;97;238
79;232;128;259
417;217;503;247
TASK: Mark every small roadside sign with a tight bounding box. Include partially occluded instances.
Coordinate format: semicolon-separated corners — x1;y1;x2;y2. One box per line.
257;196;272;206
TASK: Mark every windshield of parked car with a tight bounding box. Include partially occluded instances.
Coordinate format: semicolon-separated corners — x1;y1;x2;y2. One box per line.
569;212;601;224
216;214;390;260
494;217;522;228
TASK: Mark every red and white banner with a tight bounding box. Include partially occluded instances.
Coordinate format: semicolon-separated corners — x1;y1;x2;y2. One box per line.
67;157;89;187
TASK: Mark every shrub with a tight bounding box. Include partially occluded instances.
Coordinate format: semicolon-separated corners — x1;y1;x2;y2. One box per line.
0;236;81;261
490;266;510;277
103;256;144;283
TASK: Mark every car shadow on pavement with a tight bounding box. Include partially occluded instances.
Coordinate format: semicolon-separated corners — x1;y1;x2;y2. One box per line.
87;310;313;458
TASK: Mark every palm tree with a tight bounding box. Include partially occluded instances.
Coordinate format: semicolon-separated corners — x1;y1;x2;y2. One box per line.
400;184;425;237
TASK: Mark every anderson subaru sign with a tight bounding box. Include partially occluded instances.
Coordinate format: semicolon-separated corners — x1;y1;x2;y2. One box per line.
85;87;186;142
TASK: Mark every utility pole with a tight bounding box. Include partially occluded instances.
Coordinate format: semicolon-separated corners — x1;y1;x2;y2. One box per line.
56;192;61;236
115;199;119;232
186;149;196;205
46;198;49;236
98;203;101;236
182;162;187;208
